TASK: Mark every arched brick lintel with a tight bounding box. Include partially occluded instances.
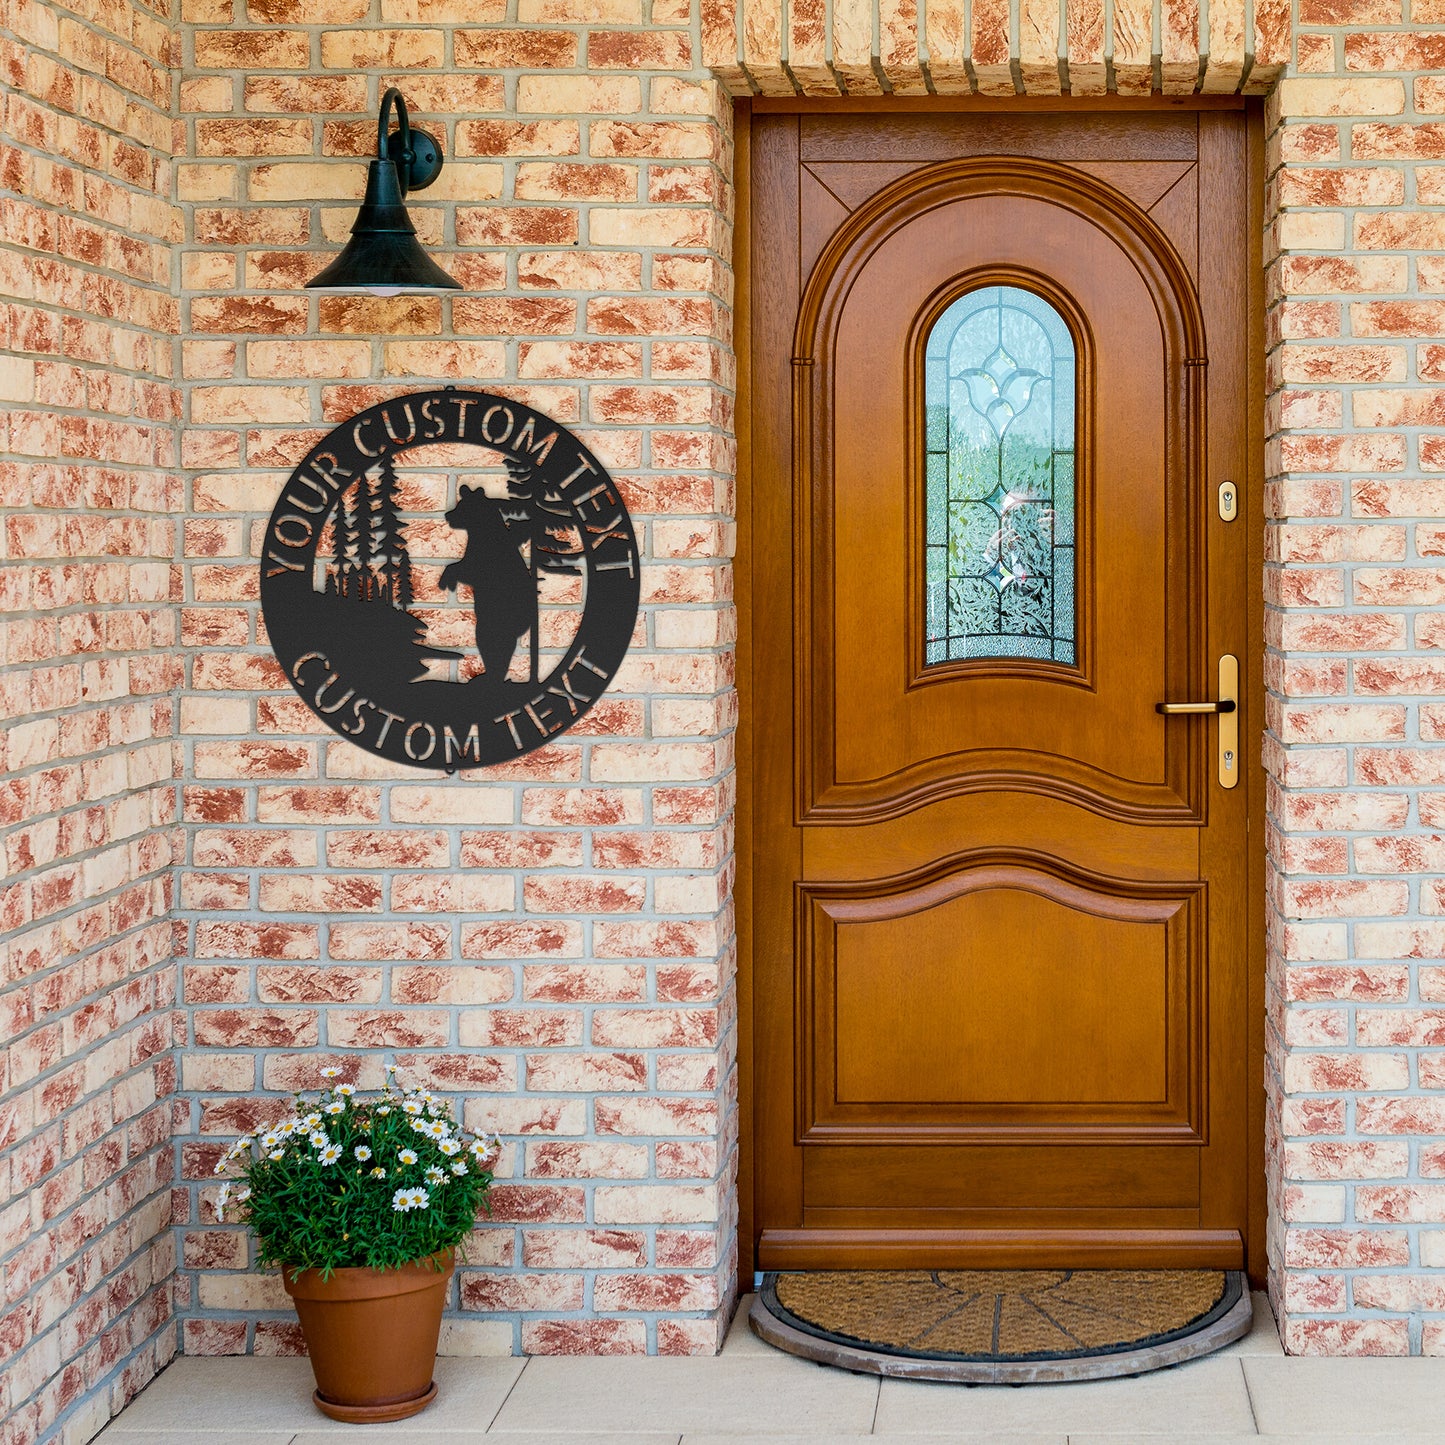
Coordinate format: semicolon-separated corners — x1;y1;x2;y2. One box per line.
701;0;1289;97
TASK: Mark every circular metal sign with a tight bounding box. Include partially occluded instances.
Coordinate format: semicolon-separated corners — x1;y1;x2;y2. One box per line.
260;388;639;771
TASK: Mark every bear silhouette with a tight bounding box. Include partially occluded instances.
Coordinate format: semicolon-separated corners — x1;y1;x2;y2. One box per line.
440;486;535;683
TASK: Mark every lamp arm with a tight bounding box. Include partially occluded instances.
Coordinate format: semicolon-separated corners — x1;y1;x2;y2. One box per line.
377;87;412;195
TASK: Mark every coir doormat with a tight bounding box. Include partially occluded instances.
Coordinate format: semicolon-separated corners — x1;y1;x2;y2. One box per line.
750;1269;1252;1383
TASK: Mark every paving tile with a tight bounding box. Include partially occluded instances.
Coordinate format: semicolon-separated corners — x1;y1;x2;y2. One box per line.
1070;1437;1368;1444
99;1357;525;1434
99;1361;317;1431
296;1436;675;1444
684;1436;1065;1444
720;1294;773;1356
489;1355;879;1434
1214;1292;1283;1357
1244;1357;1445;1436
875;1356;1256;1435
98;1434;294;1444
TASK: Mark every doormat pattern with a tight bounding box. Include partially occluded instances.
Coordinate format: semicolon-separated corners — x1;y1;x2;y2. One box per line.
751;1269;1251;1383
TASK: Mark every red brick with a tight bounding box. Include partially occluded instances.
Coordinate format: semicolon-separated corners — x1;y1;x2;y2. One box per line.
521;1319;647;1355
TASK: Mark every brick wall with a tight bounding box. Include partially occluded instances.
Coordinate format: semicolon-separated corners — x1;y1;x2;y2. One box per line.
170;0;740;1360
1266;5;1445;1357
20;0;1445;1426
0;0;182;1441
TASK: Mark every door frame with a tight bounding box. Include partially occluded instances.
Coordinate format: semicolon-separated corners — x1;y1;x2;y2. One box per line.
734;95;1268;1287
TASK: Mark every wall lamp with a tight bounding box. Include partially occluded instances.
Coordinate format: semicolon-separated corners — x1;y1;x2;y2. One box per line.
306;87;460;296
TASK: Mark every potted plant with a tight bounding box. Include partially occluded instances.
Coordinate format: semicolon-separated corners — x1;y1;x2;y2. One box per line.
213;1065;500;1423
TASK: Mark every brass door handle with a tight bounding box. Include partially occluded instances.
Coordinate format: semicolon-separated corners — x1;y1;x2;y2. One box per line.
1155;699;1236;714
1155;655;1239;789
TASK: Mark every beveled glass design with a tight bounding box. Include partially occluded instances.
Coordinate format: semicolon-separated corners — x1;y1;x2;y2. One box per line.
924;285;1076;666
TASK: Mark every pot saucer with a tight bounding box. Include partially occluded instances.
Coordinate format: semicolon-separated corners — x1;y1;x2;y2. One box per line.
312;1380;437;1423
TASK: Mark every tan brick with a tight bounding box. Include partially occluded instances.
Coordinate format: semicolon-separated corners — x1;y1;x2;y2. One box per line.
1278;78;1405;118
454;120;579;158
455;28;577;68
515;163;637;203
1357;213;1445;251
319;30;444;68
517;76;642;115
247;162;365;202
194;30;311;69
1281;254;1407;291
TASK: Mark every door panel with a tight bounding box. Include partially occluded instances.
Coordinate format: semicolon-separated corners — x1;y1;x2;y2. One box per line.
807;865;1195;1121
750;108;1257;1271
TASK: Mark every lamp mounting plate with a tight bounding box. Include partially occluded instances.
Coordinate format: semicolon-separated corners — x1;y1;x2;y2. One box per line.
385;125;443;193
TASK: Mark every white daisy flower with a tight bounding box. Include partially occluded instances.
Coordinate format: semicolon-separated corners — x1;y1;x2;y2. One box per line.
354;1145;372;1162
438;1139;461;1156
319;1144;342;1165
309;1131;328;1149
259;1132;280;1150
450;1161;468;1176
402;1100;424;1116
321;1066;341;1079
268;1149;285;1161
278;1120;297;1135
324;1100;345;1116
235;1186;250;1203
412;1187;429;1209
469;1135;501;1161
386;1063;399;1074
335;1084;356;1097
425;1121;448;1140
425;1166;445;1185
376;1105;392;1116
212;1159;227;1176
302;1113;322;1130
391;1187;417;1212
215;1182;231;1219
398;1148;418;1166
370;1166;387;1179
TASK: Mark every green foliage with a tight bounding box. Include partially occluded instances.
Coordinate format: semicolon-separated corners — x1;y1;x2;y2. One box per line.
213;1068;500;1277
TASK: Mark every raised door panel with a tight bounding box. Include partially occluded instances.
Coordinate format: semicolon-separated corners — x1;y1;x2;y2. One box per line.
796;164;1209;827
799;860;1203;1144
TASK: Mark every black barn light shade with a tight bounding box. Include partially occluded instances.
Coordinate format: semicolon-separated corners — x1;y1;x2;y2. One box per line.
306;87;460;296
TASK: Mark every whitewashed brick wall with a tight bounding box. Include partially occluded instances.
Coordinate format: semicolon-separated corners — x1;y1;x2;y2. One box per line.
0;1;182;1442
1265;12;1445;1356
21;5;1445;1441
171;0;741;1364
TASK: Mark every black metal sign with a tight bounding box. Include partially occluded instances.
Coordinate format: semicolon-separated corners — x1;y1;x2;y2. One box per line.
260;388;639;771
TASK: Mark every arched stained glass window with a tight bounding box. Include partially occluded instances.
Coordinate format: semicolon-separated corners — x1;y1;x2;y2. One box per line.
924;285;1076;666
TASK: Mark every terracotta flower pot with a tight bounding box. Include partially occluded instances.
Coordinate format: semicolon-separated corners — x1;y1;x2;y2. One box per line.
282;1251;453;1423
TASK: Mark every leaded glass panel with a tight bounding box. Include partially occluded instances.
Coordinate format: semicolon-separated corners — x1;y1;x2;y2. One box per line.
924;285;1077;666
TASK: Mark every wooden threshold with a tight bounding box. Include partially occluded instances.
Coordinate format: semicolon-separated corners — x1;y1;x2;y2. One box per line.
758;1228;1247;1272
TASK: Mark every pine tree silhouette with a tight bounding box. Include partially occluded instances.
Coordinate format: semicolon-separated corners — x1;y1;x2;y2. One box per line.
370;457;415;609
362;468;387;601
325;466;419;614
329;481;364;599
502;457;584;682
504;457;584;575
326;499;346;597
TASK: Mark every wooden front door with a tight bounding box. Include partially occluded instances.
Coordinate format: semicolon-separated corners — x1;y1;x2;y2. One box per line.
746;106;1261;1272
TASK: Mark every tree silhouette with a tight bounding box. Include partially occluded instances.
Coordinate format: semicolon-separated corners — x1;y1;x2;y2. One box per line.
369;457;415;608
325;466;415;612
500;456;584;682
326;492;347;597
327;481;363;598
